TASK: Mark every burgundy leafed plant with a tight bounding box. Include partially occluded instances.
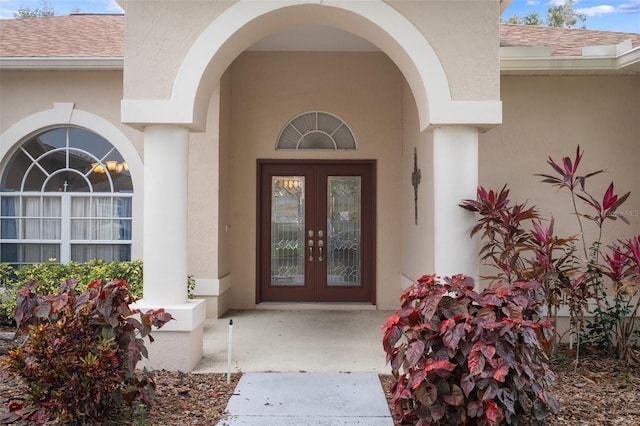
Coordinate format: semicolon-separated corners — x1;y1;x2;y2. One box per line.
460;184;580;354
1;278;173;424
460;145;638;366
382;274;557;425
597;235;640;364
460;185;539;285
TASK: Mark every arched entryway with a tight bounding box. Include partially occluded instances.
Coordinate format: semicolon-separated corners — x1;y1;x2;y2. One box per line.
120;0;502;371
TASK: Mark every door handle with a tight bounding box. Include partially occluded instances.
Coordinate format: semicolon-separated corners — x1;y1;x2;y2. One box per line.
307;232;325;262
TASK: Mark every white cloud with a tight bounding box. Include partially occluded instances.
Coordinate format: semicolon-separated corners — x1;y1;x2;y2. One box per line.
526;1;541;5
576;5;615;17
0;8;14;19
619;0;640;13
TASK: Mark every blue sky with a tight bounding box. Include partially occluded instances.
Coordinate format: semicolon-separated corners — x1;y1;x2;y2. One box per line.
0;0;638;33
505;0;640;32
0;0;123;19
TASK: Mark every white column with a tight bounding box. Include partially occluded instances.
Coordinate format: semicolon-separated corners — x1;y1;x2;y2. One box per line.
143;124;189;305
432;126;479;280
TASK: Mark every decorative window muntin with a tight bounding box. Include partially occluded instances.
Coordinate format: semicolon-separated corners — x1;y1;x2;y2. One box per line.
1;126;133;265
276;111;357;150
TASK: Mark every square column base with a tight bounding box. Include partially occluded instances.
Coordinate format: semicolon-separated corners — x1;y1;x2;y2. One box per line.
139;326;204;372
132;299;206;372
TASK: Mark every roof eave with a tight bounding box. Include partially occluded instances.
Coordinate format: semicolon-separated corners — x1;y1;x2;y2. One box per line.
500;46;640;75
0;57;124;70
1;50;637;75
618;45;640;73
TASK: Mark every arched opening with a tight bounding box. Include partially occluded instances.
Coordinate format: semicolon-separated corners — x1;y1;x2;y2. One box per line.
0;104;144;261
1;126;133;265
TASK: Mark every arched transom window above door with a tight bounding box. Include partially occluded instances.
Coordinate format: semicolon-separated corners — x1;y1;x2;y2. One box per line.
0;126;133;265
277;111;357;150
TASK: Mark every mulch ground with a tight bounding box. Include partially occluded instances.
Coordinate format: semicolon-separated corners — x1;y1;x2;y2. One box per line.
1;346;639;425
379;346;640;425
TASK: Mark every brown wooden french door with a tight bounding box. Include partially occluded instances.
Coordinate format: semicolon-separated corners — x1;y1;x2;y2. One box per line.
257;160;375;303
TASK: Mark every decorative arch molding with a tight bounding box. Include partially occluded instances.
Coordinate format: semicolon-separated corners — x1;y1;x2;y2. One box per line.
121;0;501;132
0;102;144;258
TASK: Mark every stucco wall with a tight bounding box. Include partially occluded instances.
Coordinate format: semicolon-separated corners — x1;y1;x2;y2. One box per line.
389;0;500;101
123;0;233;100
480;75;640;286
219;70;232;278
121;0;500;106
401;80;435;284
188;89;222;280
0;71;136;146
224;51;404;309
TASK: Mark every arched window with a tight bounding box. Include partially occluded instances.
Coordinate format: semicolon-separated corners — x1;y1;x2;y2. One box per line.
0;126;133;265
276;111;356;150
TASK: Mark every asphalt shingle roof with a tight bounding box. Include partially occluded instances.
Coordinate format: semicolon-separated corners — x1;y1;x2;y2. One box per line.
500;24;640;56
0;14;124;57
0;15;638;59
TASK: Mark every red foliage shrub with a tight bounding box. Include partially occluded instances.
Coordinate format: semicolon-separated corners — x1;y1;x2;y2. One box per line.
1;278;173;424
382;274;558;425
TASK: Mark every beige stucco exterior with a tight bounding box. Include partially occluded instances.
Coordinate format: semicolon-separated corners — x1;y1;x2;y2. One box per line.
2;69;639;305
2;0;638;371
122;0;500;104
481;75;640;269
223;51;403;309
0;71;136;147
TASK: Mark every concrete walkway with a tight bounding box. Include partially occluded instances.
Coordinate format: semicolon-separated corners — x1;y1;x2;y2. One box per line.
217;372;393;425
195;310;395;425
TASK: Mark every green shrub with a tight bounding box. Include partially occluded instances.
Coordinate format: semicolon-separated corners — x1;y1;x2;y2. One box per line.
1;278;173;424
382;274;558;425
0;260;195;325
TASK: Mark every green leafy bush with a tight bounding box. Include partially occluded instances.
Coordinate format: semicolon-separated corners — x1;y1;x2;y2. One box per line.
0;260;195;325
1;278;173;424
0;260;143;324
382;274;557;425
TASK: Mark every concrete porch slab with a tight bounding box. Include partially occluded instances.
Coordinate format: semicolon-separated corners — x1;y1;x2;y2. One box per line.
194;309;394;374
216;372;393;426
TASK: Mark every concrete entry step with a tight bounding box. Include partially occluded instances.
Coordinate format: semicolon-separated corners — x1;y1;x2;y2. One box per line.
216;372;393;425
194;310;393;374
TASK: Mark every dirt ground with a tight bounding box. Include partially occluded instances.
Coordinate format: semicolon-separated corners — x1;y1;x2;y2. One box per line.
1;347;639;425
379;346;640;425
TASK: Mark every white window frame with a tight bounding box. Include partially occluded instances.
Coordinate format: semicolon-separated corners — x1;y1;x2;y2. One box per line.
1;125;134;265
0;103;143;261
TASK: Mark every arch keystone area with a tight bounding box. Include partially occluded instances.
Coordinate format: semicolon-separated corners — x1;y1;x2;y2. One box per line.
121;0;501;132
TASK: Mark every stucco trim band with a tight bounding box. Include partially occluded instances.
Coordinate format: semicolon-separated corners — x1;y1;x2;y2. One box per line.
0;57;123;70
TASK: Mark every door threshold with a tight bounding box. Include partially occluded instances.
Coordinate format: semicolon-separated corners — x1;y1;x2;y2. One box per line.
256;302;377;311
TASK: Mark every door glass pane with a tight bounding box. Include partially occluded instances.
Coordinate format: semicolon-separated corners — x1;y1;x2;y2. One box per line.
271;176;305;286
327;176;361;287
